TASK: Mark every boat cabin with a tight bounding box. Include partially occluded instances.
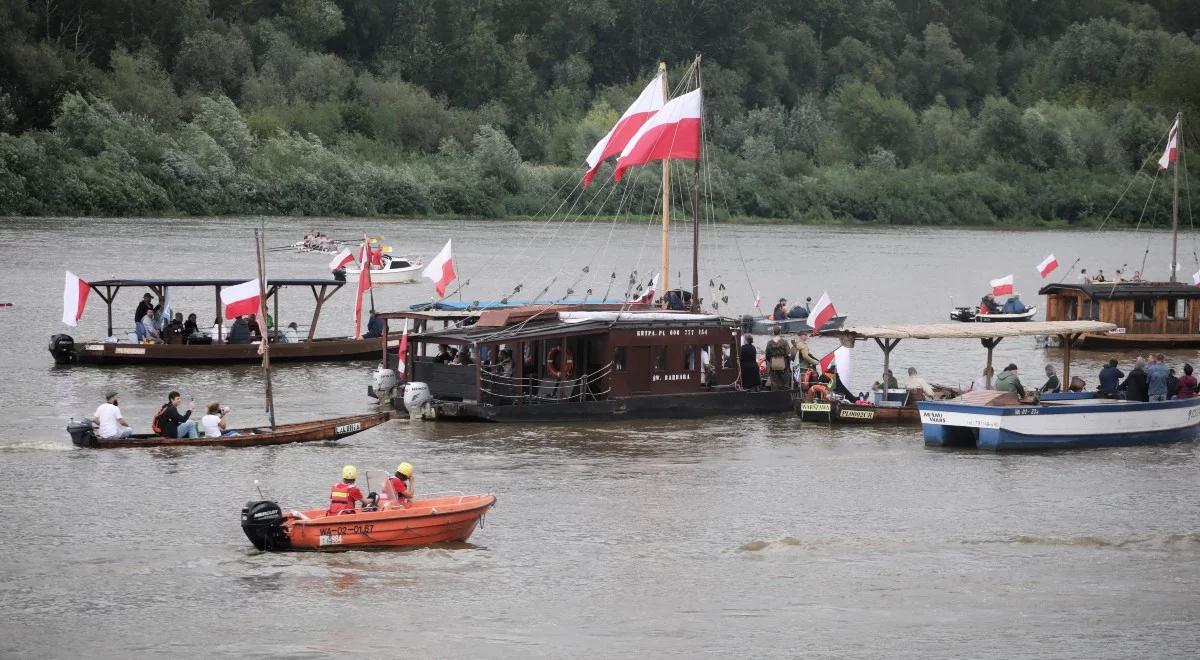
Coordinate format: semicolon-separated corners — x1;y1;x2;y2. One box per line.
380;305;743;408
1038;282;1200;347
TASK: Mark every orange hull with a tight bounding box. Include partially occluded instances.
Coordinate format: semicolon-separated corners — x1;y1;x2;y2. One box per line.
281;494;496;551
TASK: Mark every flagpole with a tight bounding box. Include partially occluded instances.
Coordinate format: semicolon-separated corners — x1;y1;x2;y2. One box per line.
255;225;276;429
658;60;671;309
1170;111;1181;283
691;55;703;313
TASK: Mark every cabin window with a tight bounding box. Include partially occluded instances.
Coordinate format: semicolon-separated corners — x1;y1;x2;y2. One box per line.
1168;298;1188;320
1080;301;1099;321
1064;299;1078;321
652;345;666;370
1134;299;1155;321
684;345;696;370
614;347;625;371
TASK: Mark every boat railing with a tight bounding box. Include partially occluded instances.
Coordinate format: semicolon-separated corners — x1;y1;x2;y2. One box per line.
480;362;614;404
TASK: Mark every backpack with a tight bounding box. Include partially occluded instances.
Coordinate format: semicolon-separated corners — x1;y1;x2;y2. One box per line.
151;404;168;435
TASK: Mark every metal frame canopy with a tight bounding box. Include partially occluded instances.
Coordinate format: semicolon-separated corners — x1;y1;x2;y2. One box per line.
829;321;1117;389
85;277;346;341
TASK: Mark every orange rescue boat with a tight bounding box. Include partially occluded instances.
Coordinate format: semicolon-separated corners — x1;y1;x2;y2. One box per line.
241;490;496;552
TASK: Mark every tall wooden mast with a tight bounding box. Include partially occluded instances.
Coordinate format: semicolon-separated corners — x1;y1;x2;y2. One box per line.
658;61;671;307
1170;111;1182;283
690;56;703;313
254;225;276;428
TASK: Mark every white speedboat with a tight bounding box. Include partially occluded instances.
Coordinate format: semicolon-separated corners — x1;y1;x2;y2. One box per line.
343;255;423;284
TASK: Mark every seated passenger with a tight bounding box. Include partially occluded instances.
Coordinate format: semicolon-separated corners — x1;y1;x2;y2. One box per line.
1039;364;1061;393
227;316;252;343
363;311;384;339
141;305;164;343
1001;294;1028;314
328;465;373;515
905;367;936;398
387;462;414;507
284;322;301;343
164;313;185;344
771;298;788;321
201;401;239;437
433;344;453;363
183;313;199;339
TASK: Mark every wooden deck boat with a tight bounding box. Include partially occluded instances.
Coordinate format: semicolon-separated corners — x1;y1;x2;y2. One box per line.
1039;282;1200;348
342;255;423;284
918;390;1200;450
49;277;402;365
66;411;393;448
241;491;496;551
794;386;958;425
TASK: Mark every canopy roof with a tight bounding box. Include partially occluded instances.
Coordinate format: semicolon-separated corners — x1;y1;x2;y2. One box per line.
1039;282;1200;300
833;320;1116;340
88;278;344;288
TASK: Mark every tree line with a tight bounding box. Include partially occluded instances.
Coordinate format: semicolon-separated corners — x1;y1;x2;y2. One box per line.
1;0;1198;225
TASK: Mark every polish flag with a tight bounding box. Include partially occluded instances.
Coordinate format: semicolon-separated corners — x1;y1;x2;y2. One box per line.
754;290;761;308
583;74;664;186
328;248;354;271
220;279;263;320
1192;269;1200;287
613;88;703;182
353;239;372;338
1159;117;1180;171
629;273;659;304
1037;254;1059;278
990;274;1014;296
808;291;837;334
397;323;408;378
819;350;836;373
421;239;457;298
61;271;91;326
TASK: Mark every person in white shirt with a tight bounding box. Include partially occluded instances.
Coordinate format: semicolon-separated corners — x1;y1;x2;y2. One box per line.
91;390;134;439
200;401;238;437
284;322;301;343
906;367;936;397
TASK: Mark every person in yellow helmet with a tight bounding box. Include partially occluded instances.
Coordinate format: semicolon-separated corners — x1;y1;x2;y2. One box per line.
387;462;414;507
327;465;374;515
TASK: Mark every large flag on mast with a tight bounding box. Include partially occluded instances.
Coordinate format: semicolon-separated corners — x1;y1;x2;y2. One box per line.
583;74;664;186
612;88;703;182
353;238;372;338
1159;117;1180;171
422;239;457;298
61;271;91;326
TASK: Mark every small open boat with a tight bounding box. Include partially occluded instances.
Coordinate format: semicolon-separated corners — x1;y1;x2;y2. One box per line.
66;411;393;448
342;254;423;285
950;306;1038;322
795;386;958;425
241;491;496;551
742;314;847;335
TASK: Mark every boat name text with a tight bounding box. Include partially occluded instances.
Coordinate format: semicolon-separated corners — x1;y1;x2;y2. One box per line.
334;422;362;434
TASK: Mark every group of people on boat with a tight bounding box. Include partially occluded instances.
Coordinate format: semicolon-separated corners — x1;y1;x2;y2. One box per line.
1099;354;1198;402
977;293;1028;315
300;232;339;253
769;297;812;321
328;463;414;514
1078;268;1142;284
90;389;238;440
132;292;303;345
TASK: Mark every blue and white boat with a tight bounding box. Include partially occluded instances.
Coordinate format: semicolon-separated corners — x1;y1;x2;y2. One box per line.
918;393;1200;450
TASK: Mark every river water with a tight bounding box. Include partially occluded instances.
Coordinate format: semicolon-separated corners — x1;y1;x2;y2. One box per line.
1;216;1199;658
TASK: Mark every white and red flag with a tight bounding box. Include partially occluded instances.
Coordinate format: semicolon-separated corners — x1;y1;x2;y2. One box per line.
808;291;837;334
328;248;354;271
1159;117;1180;171
61;271;91;327
1192;269;1200;287
397;322;409;378
819;350;836;373
613;88;703;182
629;273;659;304
422;239;457;298
220;279;263;320
990;274;1014;296
353;239;373;338
1037;254;1058;278
583;74;664;186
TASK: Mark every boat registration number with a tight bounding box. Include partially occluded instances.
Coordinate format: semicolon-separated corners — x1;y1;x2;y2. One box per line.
319;534;342;546
334;422;362;434
800;402;831;412
319;524;375;543
839;409;875;419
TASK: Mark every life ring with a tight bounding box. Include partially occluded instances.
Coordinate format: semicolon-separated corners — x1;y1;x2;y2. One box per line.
756;355;767;377
808;383;829;400
546;346;574;378
800;369;814;393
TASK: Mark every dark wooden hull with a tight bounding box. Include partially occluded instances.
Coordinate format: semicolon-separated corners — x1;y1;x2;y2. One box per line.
71;411;393;448
410;389;796;422
62;334;402;365
796;399;920;425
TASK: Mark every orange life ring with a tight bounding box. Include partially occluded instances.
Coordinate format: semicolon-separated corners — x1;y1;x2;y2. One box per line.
800;369;814;392
546;346;574;378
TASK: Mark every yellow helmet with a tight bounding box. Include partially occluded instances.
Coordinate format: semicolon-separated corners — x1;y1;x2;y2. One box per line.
341;465;358;480
396;462;414;477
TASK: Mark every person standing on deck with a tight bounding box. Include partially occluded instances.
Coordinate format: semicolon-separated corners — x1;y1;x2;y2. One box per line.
1078;269;1089;284
1146;354;1170;402
1039;365;1061;393
1176;364;1197;399
1098;359;1124;397
993;364;1026;398
790;334;818;369
1119;358;1149;402
764;327;791;391
739;335;761;390
91;390;133;440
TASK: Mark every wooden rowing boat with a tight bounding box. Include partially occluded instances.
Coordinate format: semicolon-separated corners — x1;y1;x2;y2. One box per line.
67;411;393;448
241;492;496;551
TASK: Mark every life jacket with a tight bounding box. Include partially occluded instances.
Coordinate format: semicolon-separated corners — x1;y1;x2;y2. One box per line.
388;476;412;505
328;482;360;515
978;304;989;314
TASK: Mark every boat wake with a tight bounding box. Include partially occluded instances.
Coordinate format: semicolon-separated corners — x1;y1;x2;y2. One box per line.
963;533;1200;548
0;440;74;452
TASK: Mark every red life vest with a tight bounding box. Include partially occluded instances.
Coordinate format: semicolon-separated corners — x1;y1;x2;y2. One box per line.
328;482;363;515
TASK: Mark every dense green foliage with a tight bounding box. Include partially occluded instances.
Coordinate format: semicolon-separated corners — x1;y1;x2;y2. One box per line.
1;0;1199;224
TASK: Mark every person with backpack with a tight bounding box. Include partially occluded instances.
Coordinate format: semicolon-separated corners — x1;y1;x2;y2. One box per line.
154;390;198;438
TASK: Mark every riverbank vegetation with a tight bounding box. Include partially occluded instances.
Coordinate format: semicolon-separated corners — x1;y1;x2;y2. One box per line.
1;1;1198;225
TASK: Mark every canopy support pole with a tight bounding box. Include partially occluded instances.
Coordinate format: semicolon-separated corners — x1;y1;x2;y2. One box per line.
307;284;336;342
214;286;224;342
1060;333;1079;387
874;337;901;400
981;337;1002;388
93;285;119;337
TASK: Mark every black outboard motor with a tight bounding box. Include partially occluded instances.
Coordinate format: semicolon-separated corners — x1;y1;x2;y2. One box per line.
49;334;76;364
66;418;97;447
332;269;347;283
950;306;977;322
787;305;809;319
241;501;291;551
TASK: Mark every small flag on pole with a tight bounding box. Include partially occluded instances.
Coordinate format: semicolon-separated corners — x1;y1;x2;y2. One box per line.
990;274;1014;296
1036;254;1058;279
1192;268;1200;287
62;271;91;327
421;239;457;298
808;291;837;334
629;273;659;304
328;248;354;271
397;322;409;377
1159;117;1180;171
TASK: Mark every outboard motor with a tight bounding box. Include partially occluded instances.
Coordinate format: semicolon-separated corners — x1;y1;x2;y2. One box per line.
240;500;290;551
403;381;433;418
49;334;76;364
368;365;398;401
950;306;977;322
787;305;809;319
332;269;347;283
66;417;97;447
